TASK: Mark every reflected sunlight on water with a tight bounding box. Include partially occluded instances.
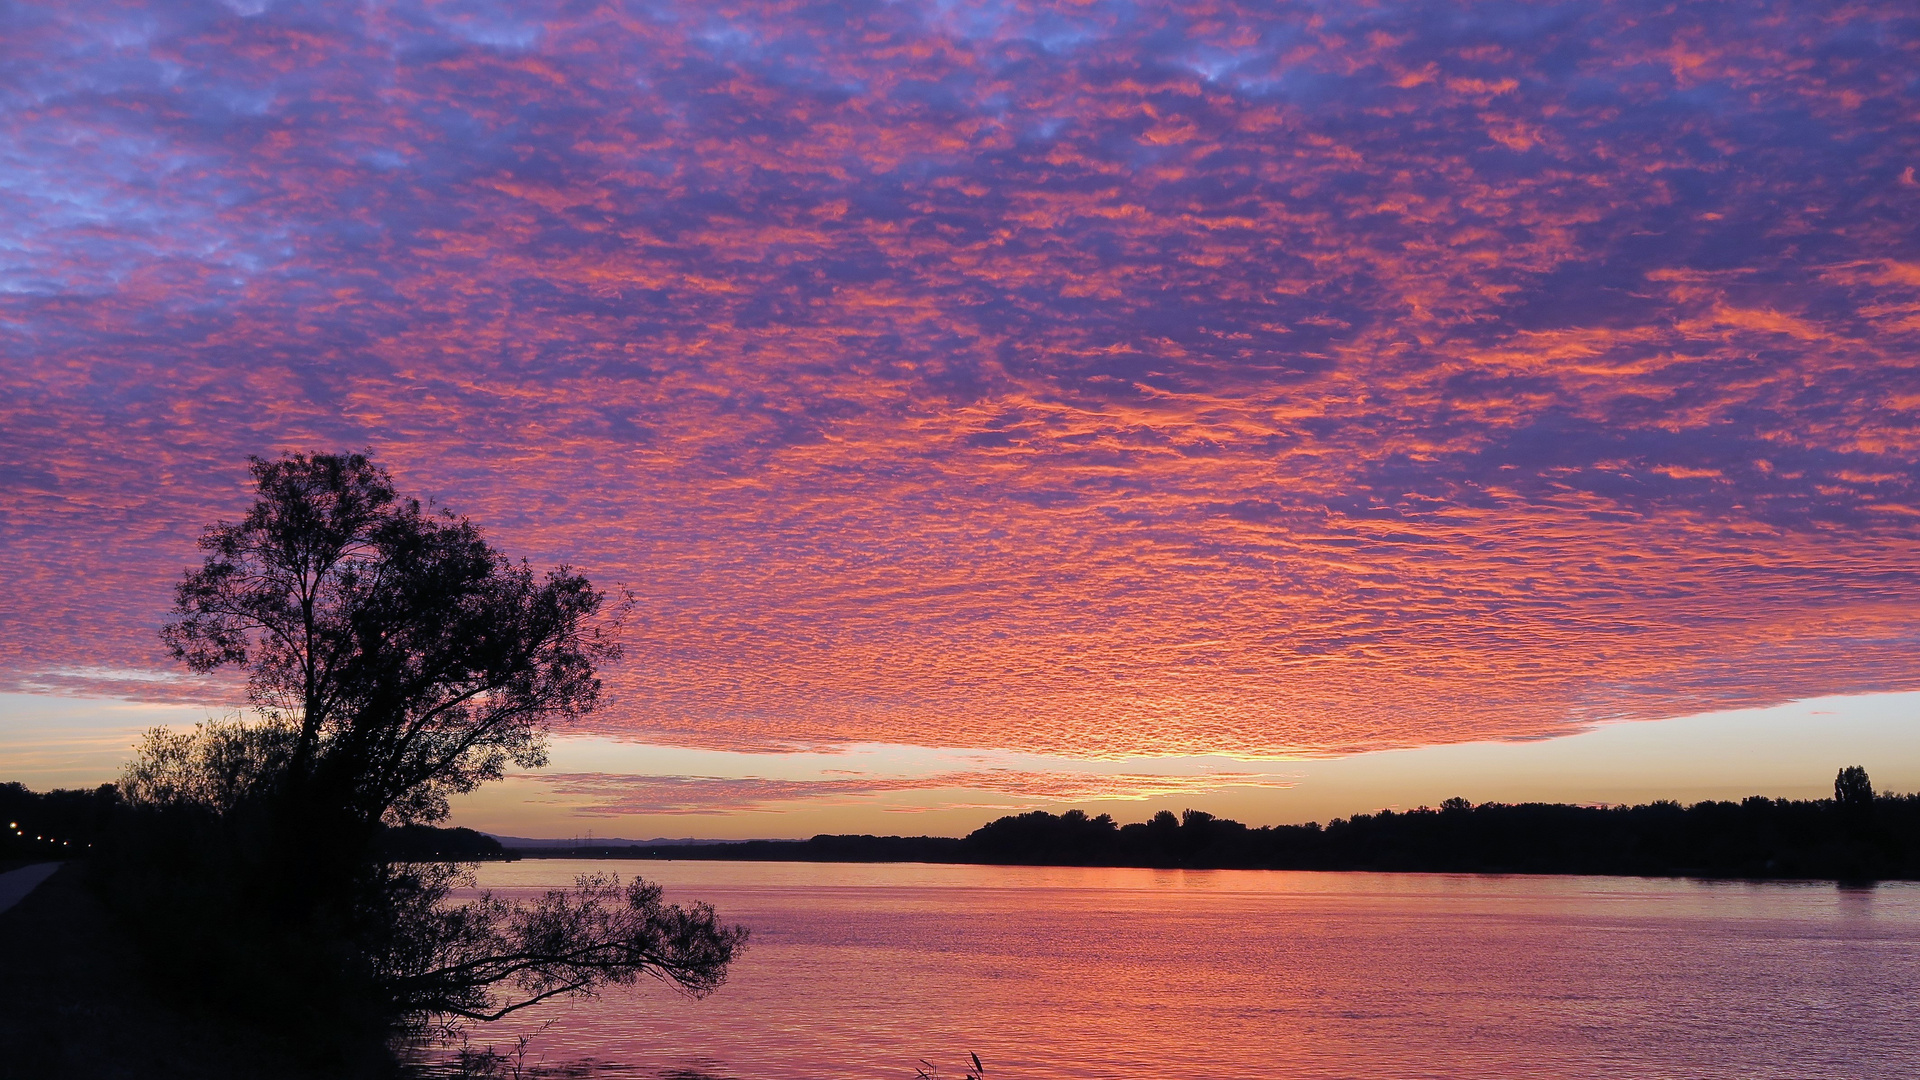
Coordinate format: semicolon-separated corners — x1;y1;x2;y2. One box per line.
421;860;1920;1079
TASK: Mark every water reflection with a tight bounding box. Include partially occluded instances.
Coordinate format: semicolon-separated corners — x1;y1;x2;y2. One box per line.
420;861;1920;1079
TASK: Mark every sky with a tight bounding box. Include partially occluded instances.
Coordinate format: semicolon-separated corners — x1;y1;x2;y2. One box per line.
1;0;1917;837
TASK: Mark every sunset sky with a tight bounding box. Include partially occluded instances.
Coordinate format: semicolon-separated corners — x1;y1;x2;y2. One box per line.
2;0;1917;838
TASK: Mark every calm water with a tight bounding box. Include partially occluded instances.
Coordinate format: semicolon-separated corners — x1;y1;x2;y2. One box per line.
425;860;1920;1080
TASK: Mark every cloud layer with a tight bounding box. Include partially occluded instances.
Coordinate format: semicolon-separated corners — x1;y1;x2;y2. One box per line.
3;0;1918;758
538;768;1297;816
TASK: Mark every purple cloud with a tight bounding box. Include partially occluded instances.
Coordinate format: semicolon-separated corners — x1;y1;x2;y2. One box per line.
1;0;1916;757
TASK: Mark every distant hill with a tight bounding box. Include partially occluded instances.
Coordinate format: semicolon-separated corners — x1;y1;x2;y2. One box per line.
486;834;786;848
509;834;964;863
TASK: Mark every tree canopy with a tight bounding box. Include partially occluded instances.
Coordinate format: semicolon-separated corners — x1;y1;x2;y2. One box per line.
160;451;614;833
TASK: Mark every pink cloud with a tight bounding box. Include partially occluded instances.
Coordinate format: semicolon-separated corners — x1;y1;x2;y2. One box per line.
0;0;1916;758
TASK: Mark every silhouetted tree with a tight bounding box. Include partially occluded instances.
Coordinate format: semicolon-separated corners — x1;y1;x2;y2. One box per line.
161;452;610;845
115;452;743;1043
1835;766;1874;808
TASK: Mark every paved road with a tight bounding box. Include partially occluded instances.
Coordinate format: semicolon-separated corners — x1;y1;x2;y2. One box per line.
0;862;62;916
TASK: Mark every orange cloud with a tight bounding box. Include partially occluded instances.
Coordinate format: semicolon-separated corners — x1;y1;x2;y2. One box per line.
0;0;1916;761
538;769;1298;815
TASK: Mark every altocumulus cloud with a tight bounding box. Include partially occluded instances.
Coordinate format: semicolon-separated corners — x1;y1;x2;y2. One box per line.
0;0;1917;758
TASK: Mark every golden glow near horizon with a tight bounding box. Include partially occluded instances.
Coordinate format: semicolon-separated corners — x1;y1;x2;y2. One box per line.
1;0;1917;829
5;691;1916;837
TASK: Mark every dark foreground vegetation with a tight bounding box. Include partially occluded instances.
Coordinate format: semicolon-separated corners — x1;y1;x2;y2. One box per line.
2;783;506;867
0;780;118;868
527;767;1920;881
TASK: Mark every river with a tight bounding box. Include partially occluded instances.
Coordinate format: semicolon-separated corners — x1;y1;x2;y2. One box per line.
419;859;1920;1079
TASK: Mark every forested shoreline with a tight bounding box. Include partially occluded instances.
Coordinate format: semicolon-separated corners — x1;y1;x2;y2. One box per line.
12;770;1918;885
510;775;1920;881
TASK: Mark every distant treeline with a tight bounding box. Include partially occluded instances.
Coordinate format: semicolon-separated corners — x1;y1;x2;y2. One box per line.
10;769;1916;880
520;770;1920;881
1;782;119;862
0;782;510;865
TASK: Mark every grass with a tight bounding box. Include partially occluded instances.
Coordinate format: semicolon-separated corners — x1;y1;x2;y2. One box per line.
916;1052;987;1080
